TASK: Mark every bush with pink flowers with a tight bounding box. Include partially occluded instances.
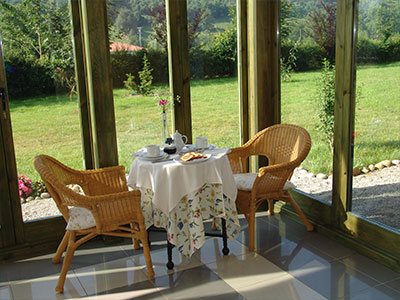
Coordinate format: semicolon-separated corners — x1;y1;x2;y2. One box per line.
18;174;47;200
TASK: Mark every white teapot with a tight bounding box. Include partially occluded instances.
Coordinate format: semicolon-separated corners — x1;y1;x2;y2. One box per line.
171;130;188;152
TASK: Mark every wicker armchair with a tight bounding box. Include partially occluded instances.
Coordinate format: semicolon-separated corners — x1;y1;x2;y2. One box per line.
34;155;154;293
228;124;314;250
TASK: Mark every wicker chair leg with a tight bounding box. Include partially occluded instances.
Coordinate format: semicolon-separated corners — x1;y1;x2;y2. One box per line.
248;213;256;251
211;218;218;230
267;199;275;215
141;235;155;278
56;231;77;293
287;195;314;231
53;231;70;264
133;238;141;250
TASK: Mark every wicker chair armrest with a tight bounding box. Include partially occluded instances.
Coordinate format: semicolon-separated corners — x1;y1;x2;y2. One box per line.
228;146;250;173
62;189;143;231
252;161;298;196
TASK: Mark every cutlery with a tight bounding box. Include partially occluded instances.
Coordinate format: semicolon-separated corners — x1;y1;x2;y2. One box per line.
152;158;174;164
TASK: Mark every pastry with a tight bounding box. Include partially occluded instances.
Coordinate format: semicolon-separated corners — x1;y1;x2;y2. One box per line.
180;151;207;162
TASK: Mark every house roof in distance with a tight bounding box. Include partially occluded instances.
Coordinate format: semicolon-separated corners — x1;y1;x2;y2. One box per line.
110;42;144;52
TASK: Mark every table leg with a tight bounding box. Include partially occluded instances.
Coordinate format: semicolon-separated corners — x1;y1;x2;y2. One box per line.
167;241;175;269
222;218;229;255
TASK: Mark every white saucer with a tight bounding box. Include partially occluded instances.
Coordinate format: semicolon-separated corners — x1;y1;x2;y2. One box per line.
174;154;211;164
186;144;216;151
139;152;168;161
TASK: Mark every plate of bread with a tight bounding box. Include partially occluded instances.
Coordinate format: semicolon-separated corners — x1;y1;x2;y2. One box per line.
174;152;211;164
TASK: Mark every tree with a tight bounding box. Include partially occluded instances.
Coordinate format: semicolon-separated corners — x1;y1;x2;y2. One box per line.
306;1;336;63
210;7;237;63
147;3;207;51
0;0;74;94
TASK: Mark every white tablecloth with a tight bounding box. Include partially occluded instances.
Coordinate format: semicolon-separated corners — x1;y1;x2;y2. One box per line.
127;152;237;215
127;149;240;257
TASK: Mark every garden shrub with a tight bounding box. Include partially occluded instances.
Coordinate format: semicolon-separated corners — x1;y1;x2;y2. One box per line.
137;54;154;95
315;58;335;151
5;55;56;99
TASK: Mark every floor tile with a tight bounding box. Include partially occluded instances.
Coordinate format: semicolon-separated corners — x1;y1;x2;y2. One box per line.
73;256;150;296
232;273;328;300
10;274;86;300
291;258;381;299
191;237;250;265
386;278;400;293
259;238;337;271
236;216;299;251
69;243;131;270
340;253;400;284
0;286;13;300
129;246;204;279
206;251;286;290
337;282;400;300
300;232;356;260
153;265;245;300
3;256;62;284
82;284;166;300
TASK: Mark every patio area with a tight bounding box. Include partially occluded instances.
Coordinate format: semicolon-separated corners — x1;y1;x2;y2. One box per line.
1;213;399;300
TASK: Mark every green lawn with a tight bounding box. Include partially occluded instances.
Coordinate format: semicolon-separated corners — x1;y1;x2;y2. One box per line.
9;62;400;181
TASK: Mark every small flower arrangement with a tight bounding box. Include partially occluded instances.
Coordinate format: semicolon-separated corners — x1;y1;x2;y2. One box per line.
154;91;170;114
154;91;181;114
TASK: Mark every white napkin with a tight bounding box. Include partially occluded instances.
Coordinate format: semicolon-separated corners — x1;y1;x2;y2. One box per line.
131;148;146;157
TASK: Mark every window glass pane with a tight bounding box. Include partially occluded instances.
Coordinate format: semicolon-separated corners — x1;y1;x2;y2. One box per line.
281;0;336;201
0;0;79;221
353;0;400;230
187;0;240;149
110;0;170;170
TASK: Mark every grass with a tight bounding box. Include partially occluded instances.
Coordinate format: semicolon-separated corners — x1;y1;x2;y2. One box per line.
9;62;400;181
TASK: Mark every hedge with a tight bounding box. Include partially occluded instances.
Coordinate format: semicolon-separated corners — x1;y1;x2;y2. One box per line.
5;36;400;99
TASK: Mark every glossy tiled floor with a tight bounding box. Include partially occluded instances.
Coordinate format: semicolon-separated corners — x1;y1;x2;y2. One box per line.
1;213;400;300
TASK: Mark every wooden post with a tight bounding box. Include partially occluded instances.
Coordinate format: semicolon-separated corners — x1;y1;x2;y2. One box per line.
332;0;357;228
247;0;280;170
0;41;24;246
166;0;192;143
70;0;94;170
237;0;249;146
79;0;118;168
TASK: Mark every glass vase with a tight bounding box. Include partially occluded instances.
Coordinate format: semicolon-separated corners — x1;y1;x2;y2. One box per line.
162;112;169;141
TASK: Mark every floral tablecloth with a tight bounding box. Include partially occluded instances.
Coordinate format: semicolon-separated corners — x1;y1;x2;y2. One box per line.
139;183;240;257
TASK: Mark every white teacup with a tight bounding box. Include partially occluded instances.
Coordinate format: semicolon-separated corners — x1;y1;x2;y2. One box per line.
146;145;160;157
195;137;208;149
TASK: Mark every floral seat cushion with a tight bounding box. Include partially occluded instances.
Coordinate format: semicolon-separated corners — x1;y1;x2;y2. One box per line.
66;206;96;230
233;173;296;192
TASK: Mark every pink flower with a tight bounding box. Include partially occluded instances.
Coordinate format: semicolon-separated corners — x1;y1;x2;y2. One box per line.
159;99;168;106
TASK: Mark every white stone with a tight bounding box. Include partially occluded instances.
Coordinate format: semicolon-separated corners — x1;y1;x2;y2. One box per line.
368;164;376;171
40;192;51;199
306;172;316;178
316;173;328;179
35;196;41;201
392;159;400;165
299;169;308;176
361;167;370;174
375;163;384;170
26;196;34;202
382;160;392;167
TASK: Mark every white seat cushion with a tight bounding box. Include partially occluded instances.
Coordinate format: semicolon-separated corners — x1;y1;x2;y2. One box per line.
233;173;296;192
66;206;96;230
